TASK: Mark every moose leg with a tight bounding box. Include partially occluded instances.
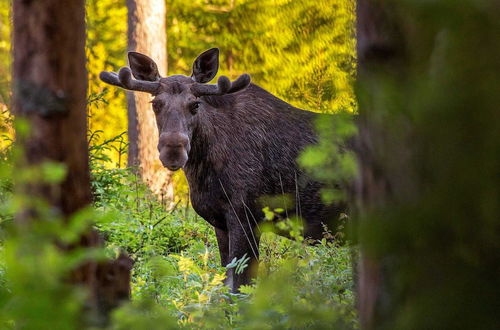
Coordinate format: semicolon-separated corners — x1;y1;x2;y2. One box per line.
225;210;260;292
214;227;229;267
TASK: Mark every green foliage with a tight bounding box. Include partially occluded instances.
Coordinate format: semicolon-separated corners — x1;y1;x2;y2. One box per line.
300;112;358;205
246;233;357;330
167;0;356;113
0;138;111;329
110;297;177;330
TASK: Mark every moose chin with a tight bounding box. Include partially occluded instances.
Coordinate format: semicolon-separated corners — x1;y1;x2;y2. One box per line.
99;48;348;292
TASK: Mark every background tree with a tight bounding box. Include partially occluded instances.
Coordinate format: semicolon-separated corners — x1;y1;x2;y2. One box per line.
126;0;173;198
356;0;500;328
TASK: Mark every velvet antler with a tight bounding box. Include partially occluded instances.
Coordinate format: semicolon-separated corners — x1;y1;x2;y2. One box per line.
99;67;160;94
191;74;251;97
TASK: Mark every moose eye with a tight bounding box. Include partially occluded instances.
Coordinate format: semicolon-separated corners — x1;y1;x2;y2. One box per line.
189;101;201;115
150;100;163;113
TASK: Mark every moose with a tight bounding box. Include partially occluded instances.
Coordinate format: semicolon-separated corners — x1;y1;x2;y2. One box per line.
100;48;346;291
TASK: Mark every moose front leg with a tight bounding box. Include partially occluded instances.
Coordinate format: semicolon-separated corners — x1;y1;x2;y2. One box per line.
215;227;229;267
225;209;260;292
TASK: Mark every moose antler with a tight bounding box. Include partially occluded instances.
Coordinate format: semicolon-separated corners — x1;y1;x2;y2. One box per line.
191;74;251;97
99;67;160;94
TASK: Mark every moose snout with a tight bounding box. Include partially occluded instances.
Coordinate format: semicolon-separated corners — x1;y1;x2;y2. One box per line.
158;132;190;171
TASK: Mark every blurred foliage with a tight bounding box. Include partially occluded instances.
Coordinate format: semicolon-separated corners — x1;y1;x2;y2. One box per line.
0;129;112;328
356;0;500;328
300;112;358;205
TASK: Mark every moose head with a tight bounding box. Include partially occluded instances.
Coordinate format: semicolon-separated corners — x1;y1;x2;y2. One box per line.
99;48;251;171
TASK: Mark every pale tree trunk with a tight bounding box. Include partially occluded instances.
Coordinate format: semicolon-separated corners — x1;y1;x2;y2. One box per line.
13;0;131;323
126;0;173;199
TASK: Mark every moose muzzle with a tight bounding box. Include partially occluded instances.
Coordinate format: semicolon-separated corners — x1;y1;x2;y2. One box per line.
158;132;190;171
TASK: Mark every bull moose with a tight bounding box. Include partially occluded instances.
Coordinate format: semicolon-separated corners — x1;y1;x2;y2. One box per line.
99;48;346;291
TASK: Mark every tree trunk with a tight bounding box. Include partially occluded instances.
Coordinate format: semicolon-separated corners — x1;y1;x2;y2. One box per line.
12;0;131;324
13;0;91;213
126;0;173;198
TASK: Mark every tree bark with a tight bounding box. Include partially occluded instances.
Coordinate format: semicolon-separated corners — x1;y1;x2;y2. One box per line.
126;0;173;198
12;0;131;324
13;0;91;212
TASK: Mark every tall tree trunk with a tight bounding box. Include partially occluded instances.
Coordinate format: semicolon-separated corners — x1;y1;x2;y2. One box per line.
126;0;173;198
12;0;131;324
13;0;91;214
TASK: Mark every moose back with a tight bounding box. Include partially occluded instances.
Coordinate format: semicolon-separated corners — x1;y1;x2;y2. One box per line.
100;48;345;291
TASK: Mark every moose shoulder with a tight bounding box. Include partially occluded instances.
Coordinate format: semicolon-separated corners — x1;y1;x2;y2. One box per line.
100;48;346;292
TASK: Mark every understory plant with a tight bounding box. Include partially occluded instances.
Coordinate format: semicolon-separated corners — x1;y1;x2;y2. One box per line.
91;156;357;328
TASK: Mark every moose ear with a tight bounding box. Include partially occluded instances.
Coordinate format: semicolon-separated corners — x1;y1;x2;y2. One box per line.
192;48;219;83
128;52;161;81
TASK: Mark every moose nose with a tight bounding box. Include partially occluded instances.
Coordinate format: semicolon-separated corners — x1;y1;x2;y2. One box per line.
159;132;189;150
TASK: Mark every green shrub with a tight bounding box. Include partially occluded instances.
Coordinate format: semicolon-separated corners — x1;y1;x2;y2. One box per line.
92;160;358;328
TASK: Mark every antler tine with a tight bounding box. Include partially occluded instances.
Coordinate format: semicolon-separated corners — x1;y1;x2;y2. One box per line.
191;74;251;97
99;67;160;94
227;74;250;93
99;71;122;88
